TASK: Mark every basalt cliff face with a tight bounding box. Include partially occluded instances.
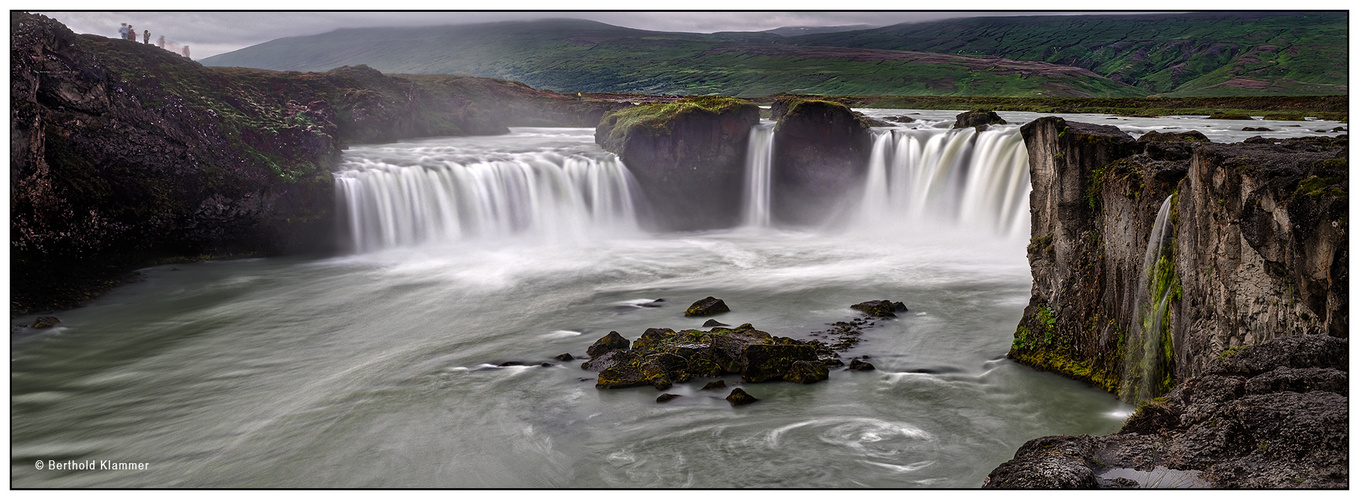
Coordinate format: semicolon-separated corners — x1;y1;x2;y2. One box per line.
996;117;1347;487
769;97;875;226
10;12;619;314
1011;117;1346;396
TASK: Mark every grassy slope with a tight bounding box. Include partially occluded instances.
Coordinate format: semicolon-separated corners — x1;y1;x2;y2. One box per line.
789;12;1348;96
202;19;1143;98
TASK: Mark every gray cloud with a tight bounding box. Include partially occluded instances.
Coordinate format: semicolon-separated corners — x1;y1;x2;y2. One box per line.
37;11;1146;60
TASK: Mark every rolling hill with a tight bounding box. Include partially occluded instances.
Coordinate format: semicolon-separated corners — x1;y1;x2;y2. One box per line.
201;13;1347;98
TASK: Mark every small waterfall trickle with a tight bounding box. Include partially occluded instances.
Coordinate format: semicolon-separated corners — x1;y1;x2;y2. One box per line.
856;126;1031;237
743;121;776;227
334;152;639;252
1121;194;1178;404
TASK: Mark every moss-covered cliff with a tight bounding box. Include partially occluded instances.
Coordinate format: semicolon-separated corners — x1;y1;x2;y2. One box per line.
1012;117;1347;400
10;12;620;314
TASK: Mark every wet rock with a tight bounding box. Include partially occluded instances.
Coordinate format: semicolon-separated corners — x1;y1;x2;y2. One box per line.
850;300;907;318
553;353;575;362
700;380;728;391
497;361;527;367
1215;335;1347;376
580;349;627;372
952;110;1007;130
30;316;60;329
702;319;728;327
1330;126;1346;132
848;358;876;371
1136;130;1209;142
726;388;759;406
785;360;829;384
1243;367;1347;396
587;331;631;357
983;435;1099;488
539;362;552;367
1242;126;1272;132
740;343;819;382
770;97;874;226
685;296;730;317
882;115;915;123
656;393;681;403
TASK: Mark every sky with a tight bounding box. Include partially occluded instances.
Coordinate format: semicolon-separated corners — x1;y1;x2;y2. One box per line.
31;2;1347;60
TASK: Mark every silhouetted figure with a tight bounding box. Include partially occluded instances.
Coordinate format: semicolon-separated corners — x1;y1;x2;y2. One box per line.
156;35;165;48
118;23;128;40
143;30;150;44
182;46;189;58
127;25;135;41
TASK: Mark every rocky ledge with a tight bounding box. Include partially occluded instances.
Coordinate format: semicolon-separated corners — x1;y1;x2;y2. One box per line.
985;334;1347;488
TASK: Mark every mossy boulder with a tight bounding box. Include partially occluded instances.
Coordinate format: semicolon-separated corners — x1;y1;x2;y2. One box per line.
685;296;730;317
587;331;631;357
583;323;832;390
770;96;874;226
1137;130;1209;143
952;109;1007;130
594;96;760;231
726;388;759;406
850;299;907;318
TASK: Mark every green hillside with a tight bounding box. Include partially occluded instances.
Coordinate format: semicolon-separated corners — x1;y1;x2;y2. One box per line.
201;19;1143;98
788;12;1348;96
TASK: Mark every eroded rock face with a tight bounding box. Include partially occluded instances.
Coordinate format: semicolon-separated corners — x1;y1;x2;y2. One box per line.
1010;117;1346;395
770;97;874;226
685;296;730;317
986;335;1348;489
594;97;760;231
952;109;1007;130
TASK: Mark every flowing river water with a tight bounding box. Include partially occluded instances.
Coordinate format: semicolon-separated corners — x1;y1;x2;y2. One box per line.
10;113;1345;488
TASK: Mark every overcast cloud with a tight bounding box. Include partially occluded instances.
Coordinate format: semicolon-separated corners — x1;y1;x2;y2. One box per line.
33;5;1337;60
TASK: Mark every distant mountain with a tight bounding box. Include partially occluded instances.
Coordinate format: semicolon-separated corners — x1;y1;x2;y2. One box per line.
202;18;1140;97
202;13;1347;97
762;25;874;36
786;12;1348;96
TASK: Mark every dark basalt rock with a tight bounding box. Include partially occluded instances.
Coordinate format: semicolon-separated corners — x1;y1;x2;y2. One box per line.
1242;126;1272;132
700;380;728;391
785;360;829;384
587;331;631;357
30;317;61;329
553;353;575;362
702;319;729;327
726;388;759;406
952;110;1007;130
882;115;916;123
1137;130;1209;142
656;393;681;403
850;300;907;318
848;359;876;371
770;97;874;226
583;323;830;391
685;297;730;317
988;335;1349;488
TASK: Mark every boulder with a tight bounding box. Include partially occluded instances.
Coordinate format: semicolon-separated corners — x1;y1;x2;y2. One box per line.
770;97;874;226
952;110;1007;130
582;323;831;390
726;388;759;406
685;297;730;317
785;360;830;384
1136;130;1209;143
850;300;907;318
594;96;760;231
656;393;681;403
30;316;61;329
587;331;631;357
701;380;728;390
553;353;574;361
848;359;876;371
702;319;729;327
740;343;819;382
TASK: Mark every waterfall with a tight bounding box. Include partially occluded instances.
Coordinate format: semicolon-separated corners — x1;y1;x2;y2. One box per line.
856;126;1031;237
743;121;776;227
1121;194;1178;404
334;151;639;252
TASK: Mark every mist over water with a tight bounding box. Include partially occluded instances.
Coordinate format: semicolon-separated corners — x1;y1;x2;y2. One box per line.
20;115;1263;487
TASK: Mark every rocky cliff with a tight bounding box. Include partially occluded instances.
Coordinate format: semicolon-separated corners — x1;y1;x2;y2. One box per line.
1011;117;1346;400
594;96;760;231
10;12;620;314
996;117;1347;487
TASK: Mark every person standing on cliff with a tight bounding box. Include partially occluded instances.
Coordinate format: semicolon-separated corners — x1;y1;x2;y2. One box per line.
182;46;189;58
118;23;128;40
143;30;150;44
156;35;165;48
127;25;135;40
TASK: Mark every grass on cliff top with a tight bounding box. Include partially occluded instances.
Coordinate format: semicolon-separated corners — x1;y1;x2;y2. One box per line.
599;96;754;141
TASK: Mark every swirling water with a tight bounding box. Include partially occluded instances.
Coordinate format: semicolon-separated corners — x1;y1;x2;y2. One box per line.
7;123;1172;488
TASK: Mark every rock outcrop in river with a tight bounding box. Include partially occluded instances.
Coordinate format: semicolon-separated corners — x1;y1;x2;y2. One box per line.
581;323;833;390
10;12;619;314
594;96;761;231
769;97;875;226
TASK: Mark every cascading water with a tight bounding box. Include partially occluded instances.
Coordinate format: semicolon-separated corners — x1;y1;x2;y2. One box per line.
743;121;776;227
1120;194;1178;404
334;141;639;252
856;126;1031;237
